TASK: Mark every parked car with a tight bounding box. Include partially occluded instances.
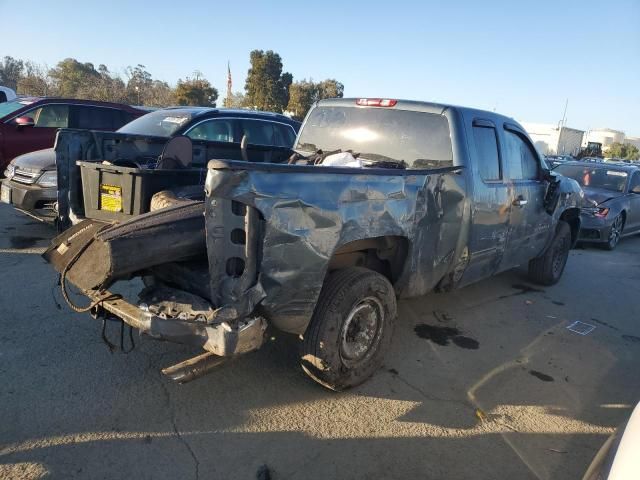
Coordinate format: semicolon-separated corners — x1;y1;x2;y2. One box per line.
583;402;640;480
44;97;583;390
2;107;300;222
0;97;146;172
555;161;640;249
0;86;17;103
0;98;148;220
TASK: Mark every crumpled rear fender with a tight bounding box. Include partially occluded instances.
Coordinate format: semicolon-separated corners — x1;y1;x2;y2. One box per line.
205;160;466;334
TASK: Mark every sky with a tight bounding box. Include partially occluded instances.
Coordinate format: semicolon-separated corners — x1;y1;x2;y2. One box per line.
1;0;638;134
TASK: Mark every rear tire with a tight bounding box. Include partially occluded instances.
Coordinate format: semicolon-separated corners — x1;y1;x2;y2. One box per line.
300;267;397;391
528;221;571;286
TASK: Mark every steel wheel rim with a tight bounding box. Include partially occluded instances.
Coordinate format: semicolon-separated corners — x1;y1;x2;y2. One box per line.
340;296;384;367
609;216;622;247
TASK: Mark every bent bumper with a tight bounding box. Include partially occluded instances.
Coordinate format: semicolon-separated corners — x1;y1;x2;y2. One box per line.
89;290;267;356
578;215;613;243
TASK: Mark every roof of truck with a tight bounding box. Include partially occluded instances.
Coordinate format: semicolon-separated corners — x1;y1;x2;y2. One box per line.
317;97;517;124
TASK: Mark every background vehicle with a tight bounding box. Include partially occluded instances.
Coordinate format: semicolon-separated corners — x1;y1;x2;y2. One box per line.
0;99;149;220
0;97;146;172
583;402;640;480
555;161;640;249
0;86;17;103
44;98;583;391
49;107;300;226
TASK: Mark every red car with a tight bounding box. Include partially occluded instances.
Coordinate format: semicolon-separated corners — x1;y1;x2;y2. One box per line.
0;97;147;172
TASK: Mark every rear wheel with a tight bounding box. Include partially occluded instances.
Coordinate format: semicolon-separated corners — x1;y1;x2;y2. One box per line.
300;267;397;391
528;221;571;286
603;214;624;251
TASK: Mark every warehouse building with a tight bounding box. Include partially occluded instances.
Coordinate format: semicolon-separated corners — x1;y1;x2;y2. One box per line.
521;123;584;156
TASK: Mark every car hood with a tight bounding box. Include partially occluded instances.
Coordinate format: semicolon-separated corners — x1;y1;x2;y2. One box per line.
12;148;56;172
582;187;624;206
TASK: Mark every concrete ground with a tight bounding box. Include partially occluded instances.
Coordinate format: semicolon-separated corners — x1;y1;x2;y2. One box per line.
1;205;639;480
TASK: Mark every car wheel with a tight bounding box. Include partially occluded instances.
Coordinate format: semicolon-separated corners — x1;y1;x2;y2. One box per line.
528;221;571;286
300;267;397;391
603;214;624;251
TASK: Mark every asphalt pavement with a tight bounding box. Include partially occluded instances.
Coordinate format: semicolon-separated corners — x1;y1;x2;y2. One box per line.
1;205;639;479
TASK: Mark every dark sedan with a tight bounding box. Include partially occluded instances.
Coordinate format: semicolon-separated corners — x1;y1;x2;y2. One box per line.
555;161;640;249
2;107;300;221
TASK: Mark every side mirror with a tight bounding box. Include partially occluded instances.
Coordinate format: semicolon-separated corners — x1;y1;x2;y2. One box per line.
631;185;640;194
15;116;35;127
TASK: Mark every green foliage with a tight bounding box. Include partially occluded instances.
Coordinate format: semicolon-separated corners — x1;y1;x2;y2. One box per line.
16;61;52;96
175;74;218;107
286;78;345;120
0;56;24;90
223;91;246;108
607;142;640;160
244;50;291;112
49;58;100;97
3;52;344;115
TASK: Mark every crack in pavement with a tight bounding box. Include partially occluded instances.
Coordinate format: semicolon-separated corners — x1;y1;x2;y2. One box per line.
151;359;201;480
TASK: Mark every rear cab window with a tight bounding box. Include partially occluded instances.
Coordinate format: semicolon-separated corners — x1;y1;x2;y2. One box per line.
296;105;453;168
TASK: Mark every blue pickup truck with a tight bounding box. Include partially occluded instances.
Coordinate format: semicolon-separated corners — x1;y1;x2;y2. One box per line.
45;98;583;390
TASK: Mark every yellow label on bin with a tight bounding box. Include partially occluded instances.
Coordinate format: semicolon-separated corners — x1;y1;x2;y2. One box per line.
100;184;122;212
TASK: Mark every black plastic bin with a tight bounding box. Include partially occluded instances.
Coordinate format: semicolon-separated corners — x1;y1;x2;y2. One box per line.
78;161;207;222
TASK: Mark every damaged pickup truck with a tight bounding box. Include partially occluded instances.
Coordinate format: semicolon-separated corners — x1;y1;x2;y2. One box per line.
44;98;583;390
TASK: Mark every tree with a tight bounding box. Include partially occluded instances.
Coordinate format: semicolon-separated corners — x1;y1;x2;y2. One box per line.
174;73;218;106
607;142;640;160
286;80;316;120
0;56;24;90
316;79;344;100
76;64;128;103
244;50;291;112
16;61;52;96
146;80;175;107
49;58;100;97
125;64;153;104
286;78;345;120
223;91;246;108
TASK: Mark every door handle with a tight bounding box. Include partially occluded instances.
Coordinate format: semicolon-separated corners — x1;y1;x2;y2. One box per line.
513;197;528;207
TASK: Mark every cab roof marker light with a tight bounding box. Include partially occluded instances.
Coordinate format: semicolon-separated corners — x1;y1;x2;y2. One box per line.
356;98;398;107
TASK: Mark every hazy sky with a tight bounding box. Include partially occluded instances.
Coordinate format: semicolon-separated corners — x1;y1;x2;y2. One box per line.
1;0;638;134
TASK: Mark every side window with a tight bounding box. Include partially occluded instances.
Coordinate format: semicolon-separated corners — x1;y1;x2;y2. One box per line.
630;172;640;191
272;123;297;147
0;91;6;103
24;104;69;128
473;125;501;181
186;119;234;142
503;129;540;180
70;106;121;130
238;119;275;146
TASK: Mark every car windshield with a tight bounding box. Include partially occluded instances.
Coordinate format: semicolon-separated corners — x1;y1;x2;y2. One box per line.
296;106;453;168
117;110;194;137
555;165;628;192
0;99;35;119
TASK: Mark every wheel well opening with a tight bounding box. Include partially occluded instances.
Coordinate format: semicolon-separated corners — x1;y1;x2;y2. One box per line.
328;236;408;284
560;208;580;246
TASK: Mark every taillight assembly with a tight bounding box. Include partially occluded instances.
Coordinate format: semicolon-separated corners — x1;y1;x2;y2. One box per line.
356;98;397;107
